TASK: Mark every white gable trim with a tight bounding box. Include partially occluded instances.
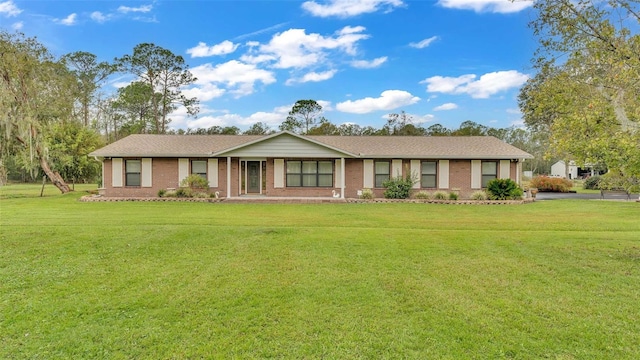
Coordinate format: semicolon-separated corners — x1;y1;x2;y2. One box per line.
214;131;357;158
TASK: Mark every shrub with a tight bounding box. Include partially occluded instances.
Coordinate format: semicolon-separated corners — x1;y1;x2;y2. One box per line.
180;174;209;189
360;188;374;200
486;179;524;200
471;190;488;201
157;189;167;197
583;175;602;190
382;173;417;199
432;191;448;200
175;187;193;198
529;176;573;192
599;172;640;192
193;192;209;198
414;191;431;200
448;192;459;200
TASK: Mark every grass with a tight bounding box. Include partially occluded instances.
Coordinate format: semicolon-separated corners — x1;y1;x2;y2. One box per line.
1;184;639;359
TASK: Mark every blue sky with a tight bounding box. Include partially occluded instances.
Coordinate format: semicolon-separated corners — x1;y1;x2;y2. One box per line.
1;0;537;132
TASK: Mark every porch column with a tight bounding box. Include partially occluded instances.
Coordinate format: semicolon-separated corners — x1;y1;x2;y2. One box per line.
340;157;345;199
227;156;231;198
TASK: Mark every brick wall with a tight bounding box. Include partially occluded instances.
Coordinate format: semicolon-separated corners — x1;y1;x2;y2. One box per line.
101;157;521;199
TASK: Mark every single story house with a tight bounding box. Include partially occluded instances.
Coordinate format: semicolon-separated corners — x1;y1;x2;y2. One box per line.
89;131;534;199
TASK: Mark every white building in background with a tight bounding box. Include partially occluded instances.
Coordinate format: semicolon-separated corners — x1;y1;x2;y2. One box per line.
551;160;598;179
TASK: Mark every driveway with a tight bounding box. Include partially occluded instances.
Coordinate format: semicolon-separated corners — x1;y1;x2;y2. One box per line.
535;192;639;201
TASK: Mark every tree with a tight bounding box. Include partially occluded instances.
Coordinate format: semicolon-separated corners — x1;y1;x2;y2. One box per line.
116;43;199;134
425;124;451;136
380;111;426;136
243;122;273;135
61;51;115;127
46;122;104;184
111;81;159;134
520;0;640;179
451;120;488;136
337;123;363;136
307;118;340;135
280;99;323;134
1;31;73;192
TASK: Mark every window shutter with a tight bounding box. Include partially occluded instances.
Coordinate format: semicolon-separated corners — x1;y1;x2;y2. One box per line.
178;158;189;185
410;160;420;189
141;158;152;187
335;159;342;188
208;159;218;187
112;158;123;187
439;160;449;189
363;159;373;188
500;160;511;179
392;159;403;177
471;160;481;189
274;159;284;188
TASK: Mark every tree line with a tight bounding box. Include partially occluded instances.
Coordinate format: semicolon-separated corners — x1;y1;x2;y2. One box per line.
2;0;639;192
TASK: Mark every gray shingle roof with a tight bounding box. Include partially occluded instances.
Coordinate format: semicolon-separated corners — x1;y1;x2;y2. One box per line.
89;132;533;159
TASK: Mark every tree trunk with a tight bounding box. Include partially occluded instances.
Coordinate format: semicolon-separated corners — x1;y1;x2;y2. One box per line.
36;146;71;194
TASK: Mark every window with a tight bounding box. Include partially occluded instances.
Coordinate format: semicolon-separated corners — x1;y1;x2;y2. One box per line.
421;161;437;188
286;160;333;187
125;159;141;186
191;160;207;179
375;161;390;188
481;161;497;187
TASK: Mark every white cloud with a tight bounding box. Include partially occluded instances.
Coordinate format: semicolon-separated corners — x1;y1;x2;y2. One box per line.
182;84;226;102
409;36;438;49
336;90;420;114
187;41;239;58
118;5;152;13
302;0;404;18
317;100;333;111
421;70;529;98
246;26;370;69
0;0;20;17
90;11;110;23
437;0;532;13
190;60;276;97
11;21;22;30
176;105;291;130
286;70;338;85
351;56;387;69
56;13;77;26
433;102;458;111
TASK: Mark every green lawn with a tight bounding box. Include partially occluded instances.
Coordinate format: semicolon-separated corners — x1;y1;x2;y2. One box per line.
1;184;639;359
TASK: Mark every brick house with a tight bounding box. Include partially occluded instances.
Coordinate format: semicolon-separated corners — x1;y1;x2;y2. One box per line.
89;131;533;199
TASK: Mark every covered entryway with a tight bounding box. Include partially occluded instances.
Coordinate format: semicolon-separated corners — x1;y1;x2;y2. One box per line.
239;159;265;195
247;161;260;193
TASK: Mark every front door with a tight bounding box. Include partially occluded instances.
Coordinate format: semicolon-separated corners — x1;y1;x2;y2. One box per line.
247;161;260;193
